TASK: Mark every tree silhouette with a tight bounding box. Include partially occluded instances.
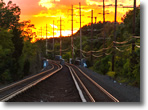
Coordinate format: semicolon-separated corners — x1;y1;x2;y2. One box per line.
0;1;20;29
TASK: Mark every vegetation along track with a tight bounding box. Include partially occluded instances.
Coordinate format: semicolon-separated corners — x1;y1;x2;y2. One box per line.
66;63;119;102
0;61;62;102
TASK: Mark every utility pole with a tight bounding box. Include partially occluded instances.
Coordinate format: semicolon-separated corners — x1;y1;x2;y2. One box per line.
103;0;106;56
79;2;82;60
41;27;42;38
95;17;97;24
71;5;74;60
103;0;105;24
132;0;136;53
38;27;43;38
46;24;48;56
112;0;117;72
60;17;62;56
91;9;93;64
57;17;64;56
53;20;55;58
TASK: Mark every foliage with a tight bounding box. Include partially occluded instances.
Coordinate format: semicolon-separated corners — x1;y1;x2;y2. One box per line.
0;0;140;88
0;1;20;29
0;1;43;84
0;69;12;83
69;6;140;87
107;71;116;78
93;55;110;75
121;6;140;36
62;52;71;62
0;28;14;83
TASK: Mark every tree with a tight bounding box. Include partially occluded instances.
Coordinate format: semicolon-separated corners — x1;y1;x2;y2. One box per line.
0;0;20;29
0;28;14;83
121;6;140;36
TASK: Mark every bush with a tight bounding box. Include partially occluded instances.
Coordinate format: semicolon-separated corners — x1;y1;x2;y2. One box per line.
62;52;71;62
123;59;130;77
94;55;110;75
107;71;116;78
0;69;12;84
23;60;30;76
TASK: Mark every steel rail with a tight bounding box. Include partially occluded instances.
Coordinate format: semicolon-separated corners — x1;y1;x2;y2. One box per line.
0;62;63;102
0;63;54;92
66;64;87;102
68;64;119;102
70;66;95;102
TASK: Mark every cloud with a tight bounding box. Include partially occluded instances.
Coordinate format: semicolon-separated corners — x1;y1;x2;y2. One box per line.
39;0;60;9
38;0;87;9
86;0;102;5
50;24;58;28
3;0;140;38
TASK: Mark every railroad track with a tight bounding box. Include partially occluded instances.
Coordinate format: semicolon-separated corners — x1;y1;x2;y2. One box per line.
0;60;119;102
0;61;63;102
66;63;119;102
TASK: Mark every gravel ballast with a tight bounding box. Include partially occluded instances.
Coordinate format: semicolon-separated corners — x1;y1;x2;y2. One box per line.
78;66;140;102
8;65;81;102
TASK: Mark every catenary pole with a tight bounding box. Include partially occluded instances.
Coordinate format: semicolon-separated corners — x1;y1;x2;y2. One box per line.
91;9;93;64
103;0;106;56
60;17;62;56
71;5;74;60
53;20;55;58
112;0;117;71
79;2;82;60
132;0;136;53
46;24;48;56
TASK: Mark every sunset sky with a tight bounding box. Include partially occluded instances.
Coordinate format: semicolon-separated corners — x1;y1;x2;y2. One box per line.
3;0;140;41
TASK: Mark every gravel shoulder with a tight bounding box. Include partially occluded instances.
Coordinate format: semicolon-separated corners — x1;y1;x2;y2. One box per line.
78;66;140;102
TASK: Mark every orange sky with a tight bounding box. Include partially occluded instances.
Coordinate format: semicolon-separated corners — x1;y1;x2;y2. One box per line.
3;0;140;42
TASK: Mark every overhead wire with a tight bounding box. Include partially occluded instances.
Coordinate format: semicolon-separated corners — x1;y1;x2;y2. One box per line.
92;54;103;58
91;42;113;53
82;53;89;58
113;36;133;44
72;35;140;56
105;51;113;56
116;44;131;47
136;45;140;48
47;50;54;52
133;36;140;39
114;46;131;52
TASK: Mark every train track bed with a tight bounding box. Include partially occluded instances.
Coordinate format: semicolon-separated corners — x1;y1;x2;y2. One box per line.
66;64;119;102
77;66;140;102
0;61;61;102
8;65;81;102
2;61;139;102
